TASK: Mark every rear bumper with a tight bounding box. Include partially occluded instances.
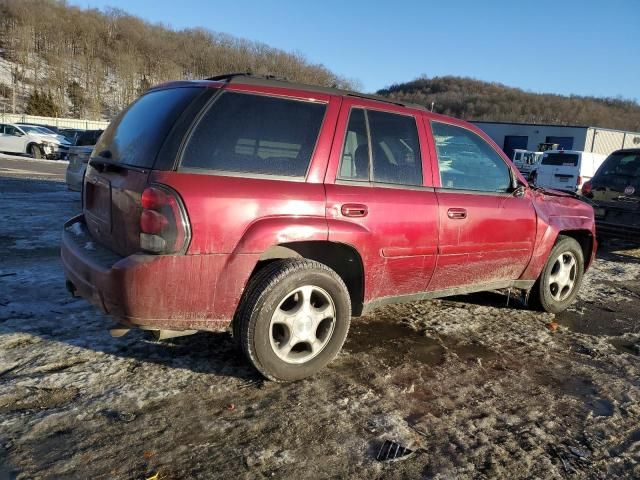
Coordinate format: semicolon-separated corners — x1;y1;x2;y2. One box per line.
61;215;253;331
596;221;640;240
593;203;640;240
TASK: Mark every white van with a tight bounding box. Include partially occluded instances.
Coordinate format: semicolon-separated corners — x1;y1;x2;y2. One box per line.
532;150;607;193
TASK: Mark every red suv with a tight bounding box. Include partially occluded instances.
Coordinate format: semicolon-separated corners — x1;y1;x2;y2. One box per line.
61;74;596;381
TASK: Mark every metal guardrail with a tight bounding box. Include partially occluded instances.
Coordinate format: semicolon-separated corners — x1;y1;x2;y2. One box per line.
0;113;109;130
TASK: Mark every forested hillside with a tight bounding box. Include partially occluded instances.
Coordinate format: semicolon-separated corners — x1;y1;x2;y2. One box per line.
0;0;354;120
378;77;640;131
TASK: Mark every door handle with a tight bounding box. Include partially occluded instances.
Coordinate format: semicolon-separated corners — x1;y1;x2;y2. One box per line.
341;203;368;218
447;208;467;220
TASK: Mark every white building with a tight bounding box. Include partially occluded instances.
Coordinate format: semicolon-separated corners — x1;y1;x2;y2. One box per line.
472;121;640;160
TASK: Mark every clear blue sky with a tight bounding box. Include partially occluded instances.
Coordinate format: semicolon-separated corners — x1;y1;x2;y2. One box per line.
68;0;639;100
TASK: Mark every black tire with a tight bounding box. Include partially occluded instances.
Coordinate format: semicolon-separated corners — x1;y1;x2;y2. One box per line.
530;235;584;313
28;144;42;159
235;258;351;382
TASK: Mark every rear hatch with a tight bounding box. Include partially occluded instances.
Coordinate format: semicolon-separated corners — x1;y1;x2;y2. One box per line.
590;151;640;224
83;85;209;257
537;151;580;190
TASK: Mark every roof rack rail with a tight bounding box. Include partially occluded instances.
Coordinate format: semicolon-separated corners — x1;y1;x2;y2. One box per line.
346;92;412;108
205;72;290;82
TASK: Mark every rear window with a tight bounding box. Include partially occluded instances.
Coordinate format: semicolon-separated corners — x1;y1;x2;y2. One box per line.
541;153;579;166
93;87;202;168
181;92;326;177
597;152;640;178
75;130;103;146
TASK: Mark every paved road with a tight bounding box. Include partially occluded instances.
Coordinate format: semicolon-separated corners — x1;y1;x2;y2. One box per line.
0;154;67;182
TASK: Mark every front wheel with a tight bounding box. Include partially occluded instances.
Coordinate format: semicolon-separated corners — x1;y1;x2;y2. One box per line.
235;259;351;382
530;235;584;313
28;144;42;159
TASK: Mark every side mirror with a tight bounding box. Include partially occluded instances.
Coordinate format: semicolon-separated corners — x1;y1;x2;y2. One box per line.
513;184;527;198
14;131;24;137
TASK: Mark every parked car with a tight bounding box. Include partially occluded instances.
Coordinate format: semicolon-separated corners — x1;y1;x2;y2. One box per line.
529;149;607;193
61;74;597;381
582;149;640;239
65;129;104;191
0;122;71;159
59;128;85;144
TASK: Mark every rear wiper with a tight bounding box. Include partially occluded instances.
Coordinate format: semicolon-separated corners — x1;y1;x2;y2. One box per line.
88;156;148;173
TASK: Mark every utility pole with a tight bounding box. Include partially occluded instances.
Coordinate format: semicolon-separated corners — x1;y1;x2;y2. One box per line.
12;66;17;114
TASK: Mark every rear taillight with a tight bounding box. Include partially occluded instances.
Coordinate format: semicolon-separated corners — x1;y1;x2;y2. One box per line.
139;185;190;254
582;181;592;196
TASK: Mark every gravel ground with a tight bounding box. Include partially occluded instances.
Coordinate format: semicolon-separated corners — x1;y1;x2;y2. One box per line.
1;176;639;479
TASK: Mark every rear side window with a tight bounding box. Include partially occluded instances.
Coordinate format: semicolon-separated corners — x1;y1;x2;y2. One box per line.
431;121;511;192
541;153;579;166
338;108;423;186
93;87;202;168
182;92;326;177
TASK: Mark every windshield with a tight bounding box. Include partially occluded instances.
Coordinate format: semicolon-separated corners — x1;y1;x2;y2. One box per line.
93;87;202;168
36;127;56;134
17;125;41;134
541;152;579;166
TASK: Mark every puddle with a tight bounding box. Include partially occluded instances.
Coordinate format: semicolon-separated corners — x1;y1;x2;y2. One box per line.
609;339;640;356
346;318;496;367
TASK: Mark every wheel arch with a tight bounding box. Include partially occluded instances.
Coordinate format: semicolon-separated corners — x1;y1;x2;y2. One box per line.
252;241;365;316
557;229;595;270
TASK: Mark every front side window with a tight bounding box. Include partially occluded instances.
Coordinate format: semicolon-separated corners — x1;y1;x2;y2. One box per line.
4;125;18;135
338;108;423;186
431;121;511;193
182;92;326;177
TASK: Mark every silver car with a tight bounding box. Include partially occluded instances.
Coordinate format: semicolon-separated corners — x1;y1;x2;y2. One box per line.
65;130;103;191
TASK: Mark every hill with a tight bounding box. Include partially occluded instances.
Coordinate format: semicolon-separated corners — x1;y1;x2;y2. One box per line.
378;76;640;131
0;0;354;120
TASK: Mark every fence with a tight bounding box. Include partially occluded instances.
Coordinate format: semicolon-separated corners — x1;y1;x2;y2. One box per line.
0;112;109;130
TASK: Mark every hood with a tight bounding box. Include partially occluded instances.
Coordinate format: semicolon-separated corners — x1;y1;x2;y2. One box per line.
29;133;70;146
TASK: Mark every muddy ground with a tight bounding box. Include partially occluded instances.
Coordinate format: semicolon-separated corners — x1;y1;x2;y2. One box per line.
1;175;639;479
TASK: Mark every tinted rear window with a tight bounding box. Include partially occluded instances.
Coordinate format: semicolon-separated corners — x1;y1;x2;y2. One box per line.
75;130;103;146
541;153;579;166
597;152;640;179
93;87;202;168
181;92;326;177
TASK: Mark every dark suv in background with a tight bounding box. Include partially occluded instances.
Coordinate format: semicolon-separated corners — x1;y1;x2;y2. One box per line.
582;149;640;239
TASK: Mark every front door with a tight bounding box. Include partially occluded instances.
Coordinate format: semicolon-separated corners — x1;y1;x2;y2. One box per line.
0;124;27;153
324;100;439;304
427;120;537;291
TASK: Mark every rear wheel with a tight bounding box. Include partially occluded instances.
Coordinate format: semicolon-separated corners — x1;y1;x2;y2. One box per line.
28;144;42;159
235;259;351;382
530;235;584;313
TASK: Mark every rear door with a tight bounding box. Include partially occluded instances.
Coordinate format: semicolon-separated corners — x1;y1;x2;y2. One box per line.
83;86;209;256
324;99;439;303
427;120;537;291
537;151;581;190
